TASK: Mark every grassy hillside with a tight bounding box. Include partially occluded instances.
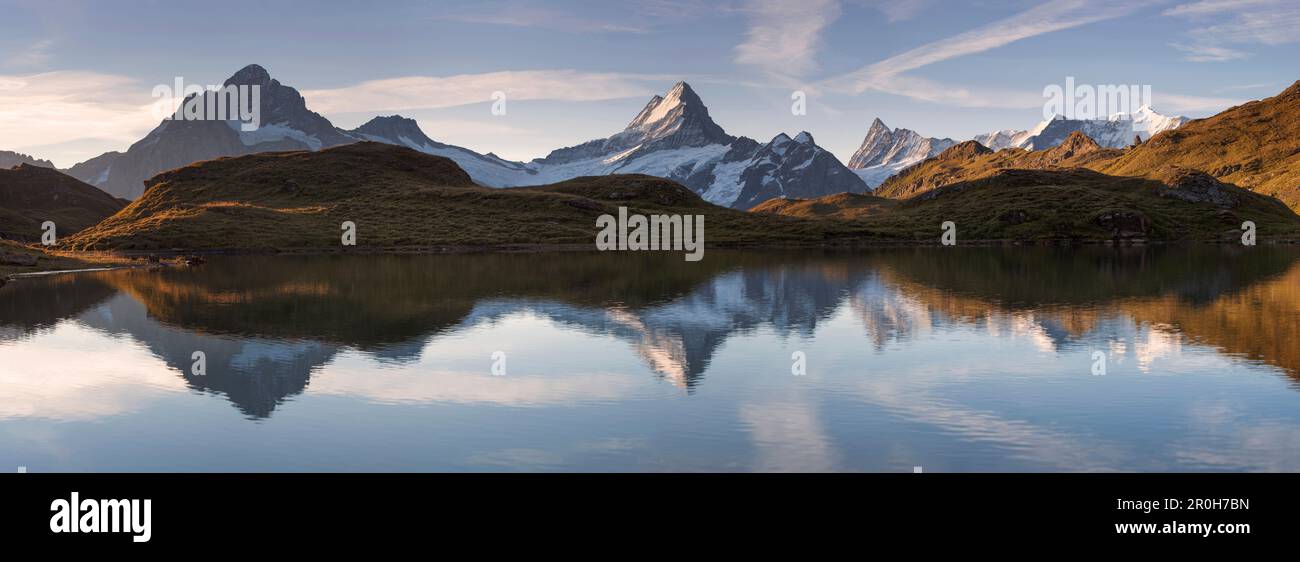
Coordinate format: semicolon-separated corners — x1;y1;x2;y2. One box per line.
67;142;871;251
765;81;1300;242
57;137;1300;254
751;192;897;220
1100;81;1300;211
874;133;1124;200
761;168;1300;242
870;81;1300;216
0;239;134;279
0;164;127;241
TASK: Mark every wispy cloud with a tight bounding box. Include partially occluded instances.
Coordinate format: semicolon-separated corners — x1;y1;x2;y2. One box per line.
3;39;55;69
820;0;1160;108
631;0;745;20
734;0;842;80
1213;81;1277;93
432;1;650;33
1165;0;1300;61
1156;92;1246;113
863;0;932;23
300;70;671;114
0;71;164;164
1163;0;1278;17
1169;43;1249;62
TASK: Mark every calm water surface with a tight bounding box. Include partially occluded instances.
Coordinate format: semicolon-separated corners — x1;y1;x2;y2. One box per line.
2;247;1299;472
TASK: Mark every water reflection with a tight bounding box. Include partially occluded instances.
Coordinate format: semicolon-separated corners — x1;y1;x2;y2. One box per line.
2;247;1299;471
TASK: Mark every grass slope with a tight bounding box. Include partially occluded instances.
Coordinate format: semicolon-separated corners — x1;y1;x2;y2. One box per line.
67;142;869;251
760;168;1299;242
0;164;126;241
874;133;1124;200
864;168;1299;242
60;135;1300;254
751;192;897;220
1100;81;1300;211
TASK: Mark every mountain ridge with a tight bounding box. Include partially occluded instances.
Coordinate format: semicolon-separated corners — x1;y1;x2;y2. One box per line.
847;118;956;187
64;65;867;210
0;164;127;242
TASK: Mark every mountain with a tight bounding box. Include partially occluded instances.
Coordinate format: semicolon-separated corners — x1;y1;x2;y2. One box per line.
65;142;854;251
760;166;1299;242
972;129;1035;151
344;81;867;208
63;151;120;188
0;151;55;169
1100;81;1300;211
510;82;868;209
66;64;357;200
538;81;735;165
975;106;1190;151
0;164;127;241
63;141;1300;253
68;68;865;210
847;118;956;187
347;115;536;187
876;133;1124;199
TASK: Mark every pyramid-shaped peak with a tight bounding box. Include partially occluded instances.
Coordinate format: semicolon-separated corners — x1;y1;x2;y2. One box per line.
938;140;993;160
352;115;432;142
666;81;702;103
869;117;890;131
224;64;273;87
364;115;419;126
1061;130;1100;148
625;82;704;130
618;80;730;146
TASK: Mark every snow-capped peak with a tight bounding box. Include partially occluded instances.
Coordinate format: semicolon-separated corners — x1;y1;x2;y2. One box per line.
848;118;954;171
768;133;794;156
625;81;703;132
793;131;814;144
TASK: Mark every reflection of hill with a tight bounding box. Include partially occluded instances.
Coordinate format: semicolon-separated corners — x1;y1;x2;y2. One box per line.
0;273;117;341
7;247;1300;417
872;246;1295;307
1121;265;1300;383
865;247;1300;379
464;263;863;389
75;293;336;418
95;253;779;348
76;252;856;410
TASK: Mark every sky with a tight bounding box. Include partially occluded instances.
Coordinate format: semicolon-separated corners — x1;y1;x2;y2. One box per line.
1;0;1296;168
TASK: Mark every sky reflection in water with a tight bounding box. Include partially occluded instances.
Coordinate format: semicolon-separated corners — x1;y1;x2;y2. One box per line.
2;247;1299;472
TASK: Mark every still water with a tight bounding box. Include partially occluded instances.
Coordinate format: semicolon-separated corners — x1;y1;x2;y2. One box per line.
2;247;1299;472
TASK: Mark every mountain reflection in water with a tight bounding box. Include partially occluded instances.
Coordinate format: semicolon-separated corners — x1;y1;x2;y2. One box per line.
3;247;1299;471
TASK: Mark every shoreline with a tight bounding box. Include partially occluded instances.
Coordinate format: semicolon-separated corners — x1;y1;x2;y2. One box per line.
5;237;1298;285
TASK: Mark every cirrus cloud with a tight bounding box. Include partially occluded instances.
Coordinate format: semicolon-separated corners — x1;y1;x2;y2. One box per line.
300;70;672;114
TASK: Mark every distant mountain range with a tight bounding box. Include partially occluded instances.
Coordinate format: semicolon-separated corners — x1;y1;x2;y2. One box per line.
845;107;1189;188
974;106;1190;151
64;141;874;253
756;80;1300;241
7;62;1291;217
847;118;956;187
0;151;55;170
55;65;866;209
